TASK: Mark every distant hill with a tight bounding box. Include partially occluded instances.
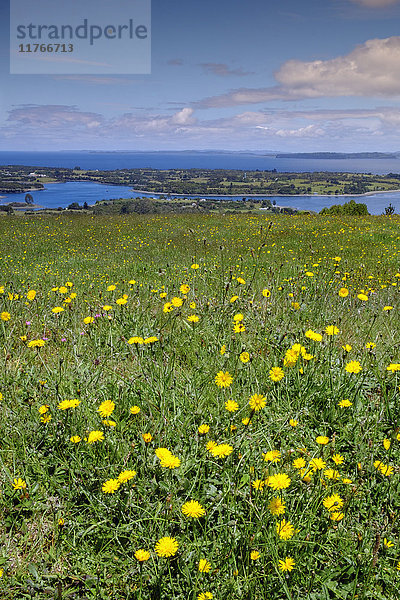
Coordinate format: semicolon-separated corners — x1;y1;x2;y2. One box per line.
275;152;399;159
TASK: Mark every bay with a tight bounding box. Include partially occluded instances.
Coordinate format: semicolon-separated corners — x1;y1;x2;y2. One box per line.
1;180;399;215
1;151;400;214
1;150;400;174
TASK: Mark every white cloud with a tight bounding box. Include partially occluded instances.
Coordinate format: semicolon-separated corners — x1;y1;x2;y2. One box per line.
171;108;196;125
3;103;400;151
198;36;400;107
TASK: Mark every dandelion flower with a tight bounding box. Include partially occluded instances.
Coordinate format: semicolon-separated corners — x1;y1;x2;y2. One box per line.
263;449;281;463
338;399;352;408
268;473;291;490
171;297;183;308
142;433;153;443
118;470;136;483
269;367;284;382
198;424;210;434
58;399;81;410
130;405;141;415
325;325;339;336
211;444;233;459
293;457;306;470
240;351;250;363
278;557;295;572
305;330;322;342
330;512;344;521
249;393;266;411
324;469;340;480
187;315;199;323
160;454;181;469
374;460;393;476
215;371;233;388
338;288;349;298
97;400;115;418
310;458;326;471
332;454;344;465
323;494;344;511
289;418;298;427
357;293;368;301
12;478;27;490
52;307;64;314
198;593;213;600
28;339;45;348
197;558;211;572
316;436;329;445
182;500;205;519
250;551;260;561
206;440;217;452
102;479;121;494
252;479;265;490
276;519;294;540
345;361;362;374
87;431;104;444
128;336;144;344
268;497;286;516
155;536;178;557
70;435;81;443
1;312;11;321
135;549;150;562
225;399;239;412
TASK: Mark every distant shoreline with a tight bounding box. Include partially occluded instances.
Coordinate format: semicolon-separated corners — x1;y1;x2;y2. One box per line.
131;187;400;198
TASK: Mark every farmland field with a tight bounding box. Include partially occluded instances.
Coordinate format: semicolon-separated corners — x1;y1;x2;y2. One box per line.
1;212;400;600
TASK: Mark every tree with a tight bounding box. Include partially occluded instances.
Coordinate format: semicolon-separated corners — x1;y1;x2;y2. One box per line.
384;203;395;215
25;193;34;205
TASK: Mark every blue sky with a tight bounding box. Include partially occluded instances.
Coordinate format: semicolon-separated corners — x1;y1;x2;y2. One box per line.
2;0;400;151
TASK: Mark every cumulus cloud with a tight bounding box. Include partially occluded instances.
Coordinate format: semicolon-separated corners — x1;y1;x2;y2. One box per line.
198;36;400;107
3;103;400;150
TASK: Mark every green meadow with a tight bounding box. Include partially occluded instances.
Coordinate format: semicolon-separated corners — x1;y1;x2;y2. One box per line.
1;212;400;599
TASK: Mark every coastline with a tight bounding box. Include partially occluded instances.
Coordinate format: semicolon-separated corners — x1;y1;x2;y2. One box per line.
131;187;400;198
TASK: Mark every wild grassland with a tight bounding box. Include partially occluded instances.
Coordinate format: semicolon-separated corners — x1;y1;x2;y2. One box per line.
0;213;400;599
